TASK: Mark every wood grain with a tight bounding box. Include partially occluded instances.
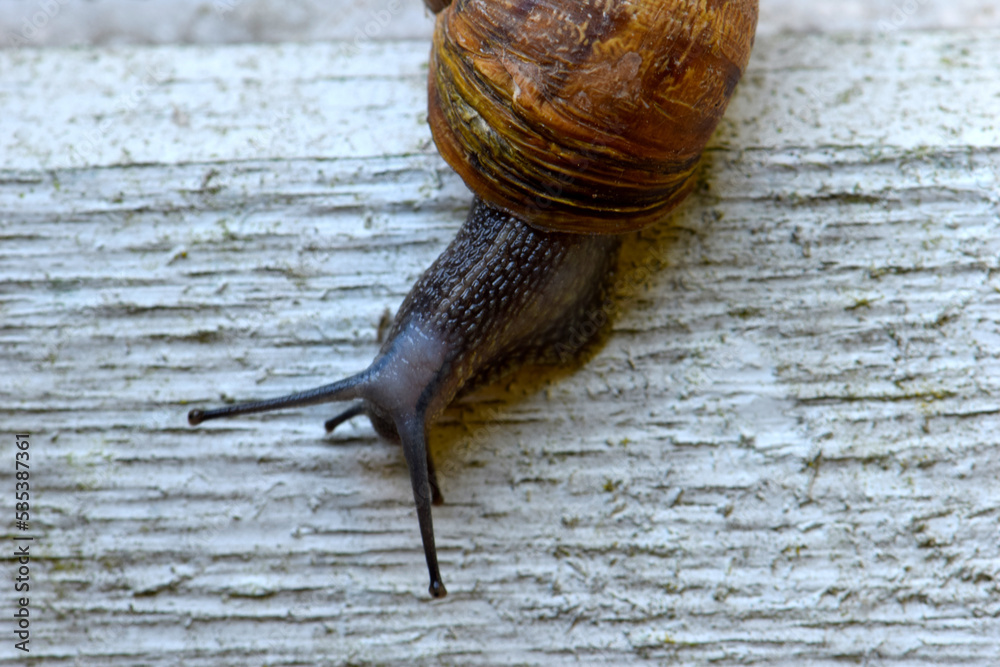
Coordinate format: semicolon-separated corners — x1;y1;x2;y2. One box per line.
1;30;999;665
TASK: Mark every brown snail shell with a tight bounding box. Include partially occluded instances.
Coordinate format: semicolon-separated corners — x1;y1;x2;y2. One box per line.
428;0;759;234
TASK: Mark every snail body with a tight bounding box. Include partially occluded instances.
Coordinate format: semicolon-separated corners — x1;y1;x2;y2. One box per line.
189;0;758;598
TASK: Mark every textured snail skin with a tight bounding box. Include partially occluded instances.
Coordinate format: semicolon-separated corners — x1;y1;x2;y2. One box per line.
188;0;757;598
429;0;758;233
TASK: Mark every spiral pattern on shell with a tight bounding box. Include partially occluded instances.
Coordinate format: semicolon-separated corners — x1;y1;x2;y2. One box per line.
428;0;758;234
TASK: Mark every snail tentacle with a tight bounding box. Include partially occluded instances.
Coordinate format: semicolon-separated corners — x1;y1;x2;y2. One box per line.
396;412;447;598
323;402;367;433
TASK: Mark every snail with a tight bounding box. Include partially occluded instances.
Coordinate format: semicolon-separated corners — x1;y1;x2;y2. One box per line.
188;0;758;598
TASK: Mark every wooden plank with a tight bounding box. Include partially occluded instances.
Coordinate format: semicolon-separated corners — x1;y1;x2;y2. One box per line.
2;30;999;665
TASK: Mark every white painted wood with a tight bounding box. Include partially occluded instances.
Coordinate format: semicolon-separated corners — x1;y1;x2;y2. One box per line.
2;30;999;666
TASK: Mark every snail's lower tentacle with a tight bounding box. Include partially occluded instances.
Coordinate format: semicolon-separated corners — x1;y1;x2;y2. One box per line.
396;413;447;599
324;402;367;433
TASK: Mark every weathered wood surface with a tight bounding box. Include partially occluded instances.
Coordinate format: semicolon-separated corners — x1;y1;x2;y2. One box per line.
2;30;999;666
